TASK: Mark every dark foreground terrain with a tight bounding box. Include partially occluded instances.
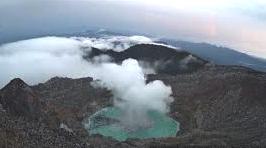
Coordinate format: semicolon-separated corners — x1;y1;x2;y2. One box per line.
0;44;266;147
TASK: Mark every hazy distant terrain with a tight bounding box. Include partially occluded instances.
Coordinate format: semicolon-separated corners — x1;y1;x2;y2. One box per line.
161;39;266;72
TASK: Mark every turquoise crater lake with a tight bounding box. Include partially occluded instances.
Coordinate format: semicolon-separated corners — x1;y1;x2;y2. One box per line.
84;107;180;141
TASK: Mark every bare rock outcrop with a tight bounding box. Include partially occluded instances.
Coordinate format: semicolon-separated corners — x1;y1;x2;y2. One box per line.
0;78;41;120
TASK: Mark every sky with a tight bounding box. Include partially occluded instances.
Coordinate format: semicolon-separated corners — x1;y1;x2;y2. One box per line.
0;0;266;58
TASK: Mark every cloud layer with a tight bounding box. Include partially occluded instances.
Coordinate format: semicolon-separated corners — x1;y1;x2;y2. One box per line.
73;35;153;52
0;35;158;87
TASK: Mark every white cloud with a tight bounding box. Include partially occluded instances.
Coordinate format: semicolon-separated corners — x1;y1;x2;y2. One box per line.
0;35;162;87
0;37;91;87
0;36;84;55
73;35;153;52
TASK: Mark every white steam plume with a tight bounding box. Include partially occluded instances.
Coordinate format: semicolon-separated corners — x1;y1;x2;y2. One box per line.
90;59;173;130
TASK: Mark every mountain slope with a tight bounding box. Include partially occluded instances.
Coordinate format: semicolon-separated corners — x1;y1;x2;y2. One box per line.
85;44;208;74
161;39;266;72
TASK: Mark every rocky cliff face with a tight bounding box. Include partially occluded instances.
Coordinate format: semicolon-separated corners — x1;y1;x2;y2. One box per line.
0;44;266;147
32;77;112;131
0;78;41;120
148;66;266;146
0;77;111;148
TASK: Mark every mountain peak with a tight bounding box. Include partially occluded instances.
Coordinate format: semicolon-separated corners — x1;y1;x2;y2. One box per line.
4;78;29;89
0;78;41;119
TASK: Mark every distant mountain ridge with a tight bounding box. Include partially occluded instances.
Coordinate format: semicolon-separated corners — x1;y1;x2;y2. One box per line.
161;39;266;72
1;29;266;73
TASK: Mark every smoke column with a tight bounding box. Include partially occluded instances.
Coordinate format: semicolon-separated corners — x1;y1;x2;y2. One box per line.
90;58;173;130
